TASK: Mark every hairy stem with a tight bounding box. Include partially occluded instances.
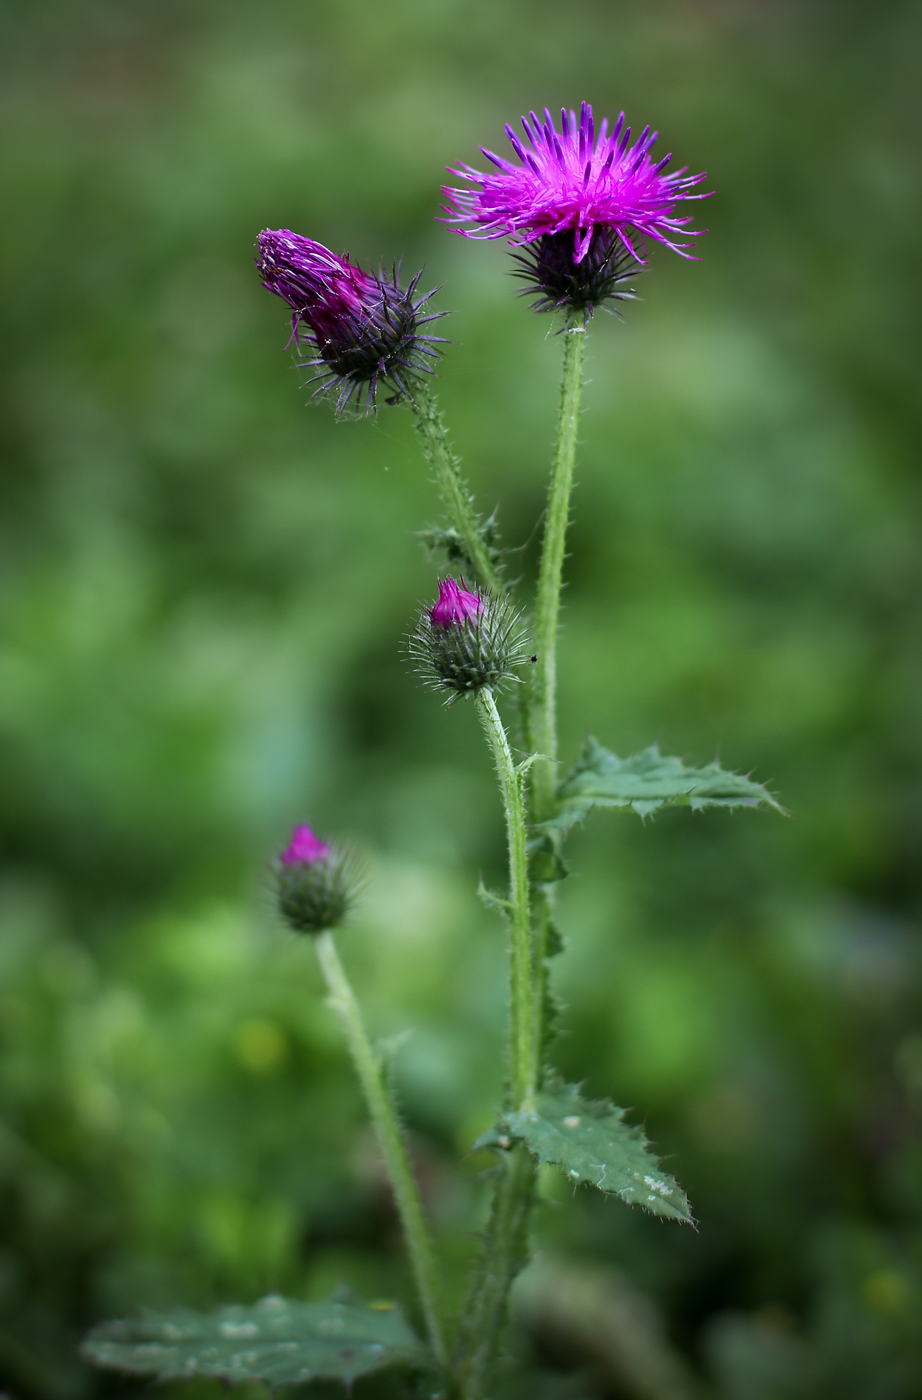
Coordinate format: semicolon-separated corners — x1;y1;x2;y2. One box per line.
475;688;536;1107
530;327;585;824
455;692;537;1400
410;382;504;595
455;329;586;1399
314;932;448;1368
453;1145;534;1400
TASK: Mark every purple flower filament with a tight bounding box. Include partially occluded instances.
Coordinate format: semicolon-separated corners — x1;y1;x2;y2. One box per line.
430;577;484;629
442;102;709;264
281;824;332;866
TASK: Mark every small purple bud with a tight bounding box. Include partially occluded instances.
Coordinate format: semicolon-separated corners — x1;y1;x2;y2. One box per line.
409;580;529;704
274;825;355;935
280;824;331;867
430;577;484;629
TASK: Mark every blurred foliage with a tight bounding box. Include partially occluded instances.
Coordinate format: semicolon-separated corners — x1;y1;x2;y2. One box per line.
1;0;921;1396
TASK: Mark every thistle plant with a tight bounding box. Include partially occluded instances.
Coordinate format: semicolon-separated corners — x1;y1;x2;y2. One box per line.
83;102;782;1400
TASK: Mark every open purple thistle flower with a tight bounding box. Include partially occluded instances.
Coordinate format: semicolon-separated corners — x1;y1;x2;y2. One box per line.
256;230;446;414
442;102;709;318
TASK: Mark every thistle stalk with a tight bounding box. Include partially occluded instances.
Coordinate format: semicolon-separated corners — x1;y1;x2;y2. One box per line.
453;1144;534;1400
475;689;536;1107
456;327;587;1399
313;932;448;1369
451;691;537;1400
410;382;504;595
530;325;585;824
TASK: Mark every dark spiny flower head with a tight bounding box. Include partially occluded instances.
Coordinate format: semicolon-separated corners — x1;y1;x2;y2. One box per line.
409;578;529;704
256;230;446;415
274;824;356;935
512;226;640;322
442;102;709;319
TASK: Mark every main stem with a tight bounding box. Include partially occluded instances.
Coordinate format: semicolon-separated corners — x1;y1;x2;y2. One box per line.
313;932;448;1369
457;330;587;1400
452;1144;534;1400
475;688;536;1107
454;692;535;1400
530;327;585;824
410;382;504;596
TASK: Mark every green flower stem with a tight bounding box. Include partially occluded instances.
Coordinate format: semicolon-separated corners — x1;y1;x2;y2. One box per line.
453;1144;534;1400
313;931;448;1369
530;327;585;825
456;332;586;1397
475;688;536;1108
410;382;504;595
455;691;537;1399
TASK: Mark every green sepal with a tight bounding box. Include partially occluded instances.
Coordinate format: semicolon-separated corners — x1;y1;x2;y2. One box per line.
542;738;784;828
481;1079;692;1224
81;1290;429;1387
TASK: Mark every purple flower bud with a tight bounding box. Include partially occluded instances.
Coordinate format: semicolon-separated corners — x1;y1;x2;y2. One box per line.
430;577;484;629
409;579;529;704
274;825;355;935
256;229;447;414
280;824;331;867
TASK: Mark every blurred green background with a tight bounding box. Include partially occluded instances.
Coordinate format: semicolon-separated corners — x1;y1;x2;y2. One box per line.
2;0;921;1396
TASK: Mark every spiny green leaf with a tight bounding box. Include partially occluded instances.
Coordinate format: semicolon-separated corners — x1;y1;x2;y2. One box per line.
486;1079;693;1224
542;738;784;827
81;1291;429;1387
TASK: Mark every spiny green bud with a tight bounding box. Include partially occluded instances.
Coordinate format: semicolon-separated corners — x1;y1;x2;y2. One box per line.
274;825;356;935
409;577;529;704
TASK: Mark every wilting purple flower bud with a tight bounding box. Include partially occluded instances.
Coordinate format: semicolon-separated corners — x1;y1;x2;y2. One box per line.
281;824;332;866
442;102;709;319
430;577;484;629
409;578;529;704
256;230;447;414
274;824;355;935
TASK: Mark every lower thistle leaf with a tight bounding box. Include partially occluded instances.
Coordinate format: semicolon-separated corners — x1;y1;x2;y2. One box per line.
81;1291;429;1387
482;1079;693;1224
542;737;784;827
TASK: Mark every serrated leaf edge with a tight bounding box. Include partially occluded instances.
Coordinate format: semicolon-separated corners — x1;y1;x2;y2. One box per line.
484;1077;694;1226
541;737;785;830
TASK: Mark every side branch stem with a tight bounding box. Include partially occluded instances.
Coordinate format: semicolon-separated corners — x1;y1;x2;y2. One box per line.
410;383;503;595
475;688;536;1107
531;327;585;823
314;932;447;1368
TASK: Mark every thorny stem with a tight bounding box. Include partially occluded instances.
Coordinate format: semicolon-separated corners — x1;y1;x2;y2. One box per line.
313;932;448;1369
453;1145;534;1400
524;326;586;1206
455;691;536;1400
410;382;504;596
475;689;536;1108
457;328;587;1400
530;327;585;825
